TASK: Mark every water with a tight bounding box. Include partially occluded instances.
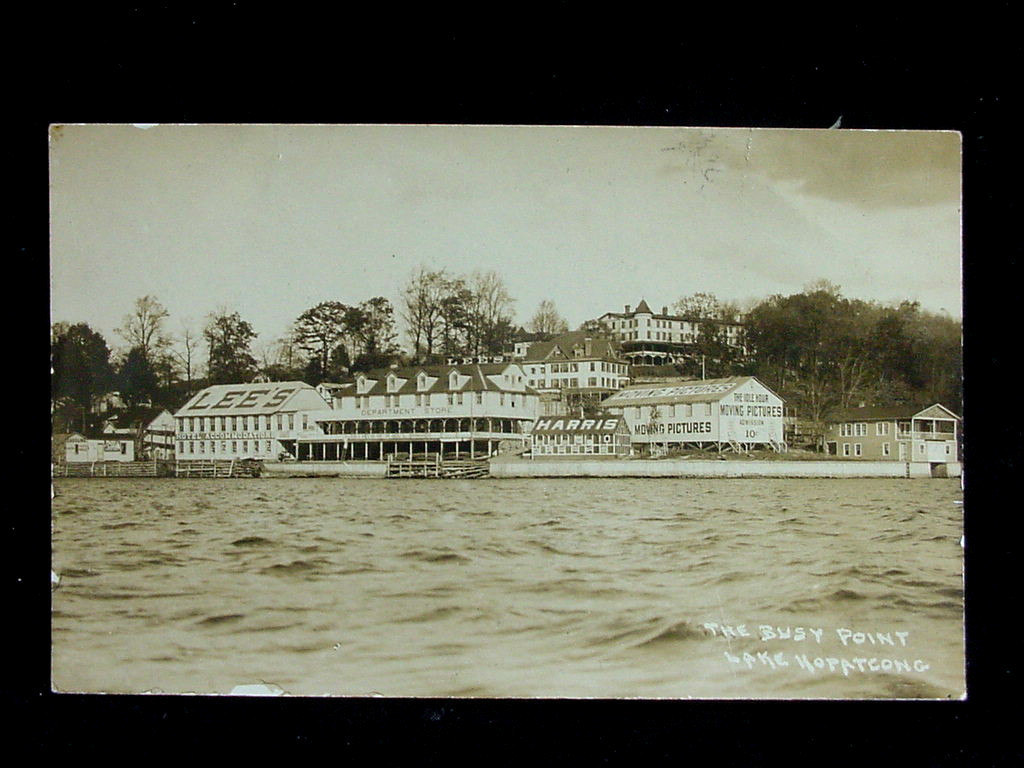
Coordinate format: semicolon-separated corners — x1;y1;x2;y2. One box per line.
51;477;964;698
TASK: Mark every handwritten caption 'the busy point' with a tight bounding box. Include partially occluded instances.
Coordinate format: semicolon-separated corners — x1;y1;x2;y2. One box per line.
701;622;930;676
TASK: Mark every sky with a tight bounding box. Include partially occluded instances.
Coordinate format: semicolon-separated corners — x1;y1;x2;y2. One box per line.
49;124;961;352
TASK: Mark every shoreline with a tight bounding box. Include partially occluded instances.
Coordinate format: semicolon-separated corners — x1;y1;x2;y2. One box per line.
258;459;963;479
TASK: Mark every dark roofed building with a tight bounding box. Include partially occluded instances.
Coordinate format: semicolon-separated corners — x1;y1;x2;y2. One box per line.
822;403;960;462
520;330;630;417
598;299;746;366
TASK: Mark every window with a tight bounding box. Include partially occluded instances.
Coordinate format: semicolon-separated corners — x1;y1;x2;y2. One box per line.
302;414;308;430
266;440;272;454
945;444;951;455
876;422;889;436
476;392;483;404
457;392;463;404
842;443;850;456
855;423;867;437
231;441;237;453
854;443;862;457
882;442;891;457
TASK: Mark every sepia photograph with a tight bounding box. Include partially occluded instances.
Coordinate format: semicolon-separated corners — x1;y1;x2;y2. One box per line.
49;123;963;699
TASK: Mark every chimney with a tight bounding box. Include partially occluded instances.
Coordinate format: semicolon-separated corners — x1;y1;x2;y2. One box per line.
584;337;592;356
662;306;668;315
625;304;631;313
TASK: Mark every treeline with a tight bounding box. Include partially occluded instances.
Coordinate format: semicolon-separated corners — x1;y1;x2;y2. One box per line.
50;294;406;434
50;271;961;436
742;282;962;425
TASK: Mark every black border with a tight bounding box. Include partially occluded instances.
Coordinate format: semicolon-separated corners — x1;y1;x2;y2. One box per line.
18;4;1018;762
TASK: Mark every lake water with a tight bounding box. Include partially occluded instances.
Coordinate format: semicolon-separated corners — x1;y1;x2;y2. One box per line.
51;477;964;698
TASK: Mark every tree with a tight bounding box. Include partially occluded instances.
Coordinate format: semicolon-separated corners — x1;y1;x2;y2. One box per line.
292;301;349;383
117;346;159;408
401;266;450;362
51;322;115;432
204;310;258;384
528;299;569;337
466;270;516;356
673;292;723;320
172;320;202;391
117;295;170;363
348;297;400;360
577;318;610;336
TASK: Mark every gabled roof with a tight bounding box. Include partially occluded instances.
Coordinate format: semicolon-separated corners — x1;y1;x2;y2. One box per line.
827;403;961;422
532;414;631;435
175;381;327;417
348;363;528;395
523;330;621;362
601;376;759;406
634;298;653;314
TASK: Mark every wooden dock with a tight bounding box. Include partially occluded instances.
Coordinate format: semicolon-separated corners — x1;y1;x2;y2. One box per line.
55;459;174;478
174;459;264;478
386;456;489;479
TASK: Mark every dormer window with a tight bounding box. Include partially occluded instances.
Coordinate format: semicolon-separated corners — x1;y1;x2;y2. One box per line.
387;374;398;393
418;373;429;391
356;375;368;394
449;371;460;390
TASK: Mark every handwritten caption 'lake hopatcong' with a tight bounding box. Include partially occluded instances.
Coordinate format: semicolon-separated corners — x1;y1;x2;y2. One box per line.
702;622;931;676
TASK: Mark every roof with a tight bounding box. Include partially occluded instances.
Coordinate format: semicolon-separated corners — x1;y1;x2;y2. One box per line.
346;363;532;396
532;415;630;435
601;376;764;407
827;403;961;422
175;381;329;417
600;299;745;325
523;331;621;362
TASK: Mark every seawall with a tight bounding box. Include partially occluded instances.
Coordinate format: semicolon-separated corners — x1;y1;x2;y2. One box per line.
489;459;962;479
259;459;961;479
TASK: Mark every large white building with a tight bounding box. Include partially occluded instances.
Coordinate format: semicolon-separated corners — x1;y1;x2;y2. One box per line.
601;376;785;452
299;362;539;461
174;381;331;460
599;299;746;366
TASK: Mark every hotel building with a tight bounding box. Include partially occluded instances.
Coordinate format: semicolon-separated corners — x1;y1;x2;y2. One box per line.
823;403;960;462
173;381;331;460
601;376;785;452
598;299;746;366
519;331;630;416
298;362;539;461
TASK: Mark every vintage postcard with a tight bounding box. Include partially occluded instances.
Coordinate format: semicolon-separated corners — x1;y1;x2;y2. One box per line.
50;124;963;698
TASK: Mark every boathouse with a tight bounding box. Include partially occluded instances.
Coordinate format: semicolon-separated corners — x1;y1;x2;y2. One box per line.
296;363;539;461
64;433;136;462
530;414;631;458
173;381;330;460
822;403;960;462
601;376;785;452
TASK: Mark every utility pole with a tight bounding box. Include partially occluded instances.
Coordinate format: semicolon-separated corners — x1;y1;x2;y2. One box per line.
701;355;706;380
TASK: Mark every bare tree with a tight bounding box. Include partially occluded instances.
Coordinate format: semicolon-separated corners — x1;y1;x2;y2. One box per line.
400;266;449;362
117;295;170;362
528;299;569;337
466;270;515;356
172;319;201;390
